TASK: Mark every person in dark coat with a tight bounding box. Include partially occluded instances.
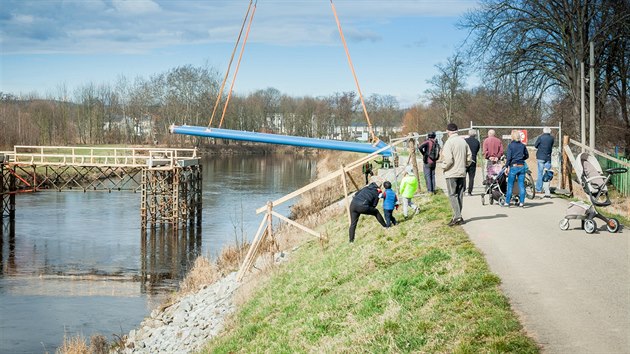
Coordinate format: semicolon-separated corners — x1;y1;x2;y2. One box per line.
418;131;439;193
348;178;387;242
534;127;555;195
464;129;481;196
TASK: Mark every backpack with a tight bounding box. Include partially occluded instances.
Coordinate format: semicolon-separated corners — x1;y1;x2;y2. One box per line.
428;140;440;164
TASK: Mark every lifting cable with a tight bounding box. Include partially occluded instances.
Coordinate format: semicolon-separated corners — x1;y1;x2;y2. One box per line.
208;0;254;128
330;0;377;144
210;0;376;141
219;1;257;128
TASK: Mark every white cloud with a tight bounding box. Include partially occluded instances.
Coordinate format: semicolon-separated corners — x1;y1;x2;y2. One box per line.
13;14;35;24
0;0;476;55
112;0;161;15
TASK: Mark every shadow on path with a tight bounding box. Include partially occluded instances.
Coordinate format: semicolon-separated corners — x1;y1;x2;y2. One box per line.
464;214;508;223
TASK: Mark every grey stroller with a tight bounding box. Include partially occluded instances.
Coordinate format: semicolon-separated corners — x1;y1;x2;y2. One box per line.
559;153;627;233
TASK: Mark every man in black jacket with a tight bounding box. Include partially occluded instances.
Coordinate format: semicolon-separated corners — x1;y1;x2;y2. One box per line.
464;129;481;196
348;179;387;242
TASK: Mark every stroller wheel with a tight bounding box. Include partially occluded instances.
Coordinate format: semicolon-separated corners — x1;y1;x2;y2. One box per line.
499;196;506;205
481;194;486;206
606;218;620;233
584;219;597;234
489;196;494;205
525;174;536;199
559;218;570;231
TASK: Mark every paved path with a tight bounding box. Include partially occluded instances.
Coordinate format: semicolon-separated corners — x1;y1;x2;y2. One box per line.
433;168;629;354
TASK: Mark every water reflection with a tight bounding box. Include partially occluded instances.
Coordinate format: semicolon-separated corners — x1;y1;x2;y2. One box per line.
0;221;16;276
139;226;202;294
0;153;316;353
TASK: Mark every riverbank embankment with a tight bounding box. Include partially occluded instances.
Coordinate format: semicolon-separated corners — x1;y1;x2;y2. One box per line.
108;150;540;353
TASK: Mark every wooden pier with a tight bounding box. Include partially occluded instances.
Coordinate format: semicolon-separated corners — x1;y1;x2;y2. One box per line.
0;146;202;229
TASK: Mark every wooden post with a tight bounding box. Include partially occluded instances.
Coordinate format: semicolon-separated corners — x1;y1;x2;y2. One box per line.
561;135;574;195
340;164;351;224
407;136;421;192
561;135;569;190
266;201;276;253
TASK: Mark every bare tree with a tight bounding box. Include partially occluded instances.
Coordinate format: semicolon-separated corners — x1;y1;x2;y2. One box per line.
366;94;401;139
425;54;468;125
461;0;630;148
328;91;357;139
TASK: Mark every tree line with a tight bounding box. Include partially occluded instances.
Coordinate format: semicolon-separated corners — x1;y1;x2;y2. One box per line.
0;64;403;149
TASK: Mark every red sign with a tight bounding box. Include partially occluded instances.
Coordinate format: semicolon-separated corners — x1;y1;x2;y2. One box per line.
518;130;528;144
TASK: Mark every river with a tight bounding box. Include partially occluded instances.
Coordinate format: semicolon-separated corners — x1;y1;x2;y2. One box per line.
0;153;317;353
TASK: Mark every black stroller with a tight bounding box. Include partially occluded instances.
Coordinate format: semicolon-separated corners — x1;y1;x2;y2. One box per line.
559;153;627;233
481;161;536;205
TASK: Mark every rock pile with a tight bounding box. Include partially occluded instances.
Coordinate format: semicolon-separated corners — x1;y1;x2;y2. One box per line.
118;272;239;353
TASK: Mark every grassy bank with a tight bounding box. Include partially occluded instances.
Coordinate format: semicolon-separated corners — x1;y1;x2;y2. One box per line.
202;192;539;353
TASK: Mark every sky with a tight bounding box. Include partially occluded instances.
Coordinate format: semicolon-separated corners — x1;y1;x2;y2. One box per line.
0;0;479;108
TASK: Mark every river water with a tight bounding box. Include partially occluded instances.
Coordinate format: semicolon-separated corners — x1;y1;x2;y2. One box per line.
0;153;317;353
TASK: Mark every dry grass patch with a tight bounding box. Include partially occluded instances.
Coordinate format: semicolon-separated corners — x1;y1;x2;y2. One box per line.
178;256;219;296
55;334;88;354
216;241;250;273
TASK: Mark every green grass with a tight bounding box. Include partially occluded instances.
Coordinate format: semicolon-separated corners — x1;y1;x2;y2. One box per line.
201;192;539;353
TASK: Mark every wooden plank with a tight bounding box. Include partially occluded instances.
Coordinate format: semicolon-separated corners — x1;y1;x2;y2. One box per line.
236;216;268;281
345;170;360;190
340;164;351;224
271;211;321;238
266;202;275;252
562;141;574;194
255;139;405;214
569;139;630;168
256;168;344;214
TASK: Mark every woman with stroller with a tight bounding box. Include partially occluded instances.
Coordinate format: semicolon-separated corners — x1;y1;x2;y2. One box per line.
503;130;529;207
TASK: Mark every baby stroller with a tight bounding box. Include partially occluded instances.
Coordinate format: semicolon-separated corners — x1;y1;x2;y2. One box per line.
481;162;504;205
481;161;536;205
559;153;627;233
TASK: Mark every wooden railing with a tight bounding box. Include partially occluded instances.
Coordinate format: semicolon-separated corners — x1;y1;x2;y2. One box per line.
8;146;198;168
238;137;406;281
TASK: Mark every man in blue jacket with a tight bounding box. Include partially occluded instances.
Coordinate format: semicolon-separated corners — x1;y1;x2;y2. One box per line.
534;127;555;195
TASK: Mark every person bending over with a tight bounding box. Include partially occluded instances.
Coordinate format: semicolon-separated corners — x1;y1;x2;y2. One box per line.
348;177;387;242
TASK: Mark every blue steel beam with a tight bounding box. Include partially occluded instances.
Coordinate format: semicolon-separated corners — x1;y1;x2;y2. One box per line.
170;125;392;156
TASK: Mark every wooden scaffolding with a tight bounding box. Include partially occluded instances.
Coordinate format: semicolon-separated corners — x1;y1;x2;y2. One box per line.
0;146;202;229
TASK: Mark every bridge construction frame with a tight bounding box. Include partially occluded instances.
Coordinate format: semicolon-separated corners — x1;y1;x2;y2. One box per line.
0;146;202;229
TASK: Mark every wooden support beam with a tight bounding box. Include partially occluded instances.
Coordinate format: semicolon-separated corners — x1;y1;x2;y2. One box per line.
407;137;421;192
266;201;275;253
345;170;360;191
270;211;321;238
237;215;268;281
255;139;405;214
562;135;574;195
340;164;351;224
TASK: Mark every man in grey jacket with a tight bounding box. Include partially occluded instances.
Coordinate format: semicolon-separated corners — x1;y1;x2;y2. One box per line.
441;123;472;226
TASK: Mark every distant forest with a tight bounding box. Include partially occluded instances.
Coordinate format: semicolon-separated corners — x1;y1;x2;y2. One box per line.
1;1;628;153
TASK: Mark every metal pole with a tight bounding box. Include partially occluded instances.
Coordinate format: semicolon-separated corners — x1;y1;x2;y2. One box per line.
580;62;585;152
589;41;595;149
558;123;563;190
